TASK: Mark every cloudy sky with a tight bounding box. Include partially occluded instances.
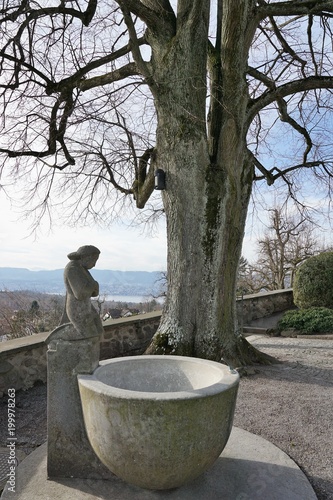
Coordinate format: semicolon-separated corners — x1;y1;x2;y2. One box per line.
0;192;261;272
0;194;168;271
2;173;333;273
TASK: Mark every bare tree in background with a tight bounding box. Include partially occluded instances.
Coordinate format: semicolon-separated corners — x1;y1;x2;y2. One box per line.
237;257;254;296
2;2;333;364
0;291;65;339
245;207;321;291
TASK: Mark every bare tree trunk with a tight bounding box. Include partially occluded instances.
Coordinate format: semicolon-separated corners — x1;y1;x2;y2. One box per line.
145;0;273;366
146;91;271;365
146;129;271;366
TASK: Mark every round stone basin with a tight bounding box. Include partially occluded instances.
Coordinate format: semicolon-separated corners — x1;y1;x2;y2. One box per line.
78;355;239;490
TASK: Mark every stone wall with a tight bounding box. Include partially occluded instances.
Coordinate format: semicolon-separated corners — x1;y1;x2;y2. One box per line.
237;289;294;326
0;332;48;397
0;312;162;397
100;311;162;359
0;290;293;395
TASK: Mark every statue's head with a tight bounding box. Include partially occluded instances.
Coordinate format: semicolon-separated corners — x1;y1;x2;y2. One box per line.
67;245;101;269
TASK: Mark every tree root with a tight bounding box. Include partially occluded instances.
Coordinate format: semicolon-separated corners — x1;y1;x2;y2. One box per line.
145;331;279;373
220;335;279;372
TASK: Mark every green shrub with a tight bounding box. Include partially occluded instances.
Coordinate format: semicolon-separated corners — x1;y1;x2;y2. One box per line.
278;307;333;334
293;252;333;309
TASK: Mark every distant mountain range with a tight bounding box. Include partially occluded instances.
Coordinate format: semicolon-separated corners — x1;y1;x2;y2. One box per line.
0;267;163;297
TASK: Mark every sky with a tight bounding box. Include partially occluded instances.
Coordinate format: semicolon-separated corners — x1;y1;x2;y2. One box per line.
2;174;333;272
0;195;168;272
0;7;332;273
0;193;259;272
0;8;332;278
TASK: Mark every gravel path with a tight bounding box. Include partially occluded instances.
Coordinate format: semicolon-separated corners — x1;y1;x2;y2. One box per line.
234;336;333;500
0;336;332;499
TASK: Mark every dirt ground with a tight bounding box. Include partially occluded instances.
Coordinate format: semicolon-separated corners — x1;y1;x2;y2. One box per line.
0;335;332;499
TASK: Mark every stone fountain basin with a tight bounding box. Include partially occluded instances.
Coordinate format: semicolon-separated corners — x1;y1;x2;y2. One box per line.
78;355;239;490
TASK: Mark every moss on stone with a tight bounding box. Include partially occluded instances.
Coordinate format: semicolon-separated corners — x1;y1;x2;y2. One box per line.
146;331;173;355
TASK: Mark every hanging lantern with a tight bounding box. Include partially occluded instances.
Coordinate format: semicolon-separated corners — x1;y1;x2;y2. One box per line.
154;169;166;190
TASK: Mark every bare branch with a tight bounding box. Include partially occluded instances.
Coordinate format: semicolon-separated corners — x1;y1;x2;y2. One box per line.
249;151;275;185
275;95;312;163
123;8;150;78
268;15;307;77
257;1;333;20
132;148;156;209
247;76;333;124
79;62;141;92
116;0;176;35
0;1;99;27
48;38;147;94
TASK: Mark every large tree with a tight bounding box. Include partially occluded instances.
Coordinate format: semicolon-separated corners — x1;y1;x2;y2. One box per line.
2;1;333;366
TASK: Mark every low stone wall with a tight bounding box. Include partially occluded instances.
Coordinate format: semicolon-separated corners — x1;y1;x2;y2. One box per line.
0;332;49;397
0;290;293;395
0;312;162;396
237;289;294;326
100;311;162;359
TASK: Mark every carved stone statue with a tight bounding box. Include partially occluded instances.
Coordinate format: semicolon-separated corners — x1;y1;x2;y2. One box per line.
45;246;113;479
59;245;104;339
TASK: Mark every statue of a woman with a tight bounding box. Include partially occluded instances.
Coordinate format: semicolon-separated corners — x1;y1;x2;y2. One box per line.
60;245;104;339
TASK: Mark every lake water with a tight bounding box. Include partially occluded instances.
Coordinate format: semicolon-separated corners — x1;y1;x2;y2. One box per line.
101;295;164;304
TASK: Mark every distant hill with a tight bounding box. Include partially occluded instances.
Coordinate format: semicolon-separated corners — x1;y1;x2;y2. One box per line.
0;267;163;297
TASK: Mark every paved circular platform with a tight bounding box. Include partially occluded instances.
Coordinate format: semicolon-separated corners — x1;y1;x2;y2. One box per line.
1;427;317;500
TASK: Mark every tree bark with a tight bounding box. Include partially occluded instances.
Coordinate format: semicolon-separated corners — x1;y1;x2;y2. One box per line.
145;1;273;366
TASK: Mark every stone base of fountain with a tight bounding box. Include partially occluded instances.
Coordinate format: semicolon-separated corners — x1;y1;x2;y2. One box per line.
0;427;317;500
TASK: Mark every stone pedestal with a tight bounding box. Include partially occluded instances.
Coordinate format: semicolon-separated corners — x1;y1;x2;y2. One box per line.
46;324;113;480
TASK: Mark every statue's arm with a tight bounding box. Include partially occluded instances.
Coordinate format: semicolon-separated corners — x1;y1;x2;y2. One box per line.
91;284;99;297
66;266;99;300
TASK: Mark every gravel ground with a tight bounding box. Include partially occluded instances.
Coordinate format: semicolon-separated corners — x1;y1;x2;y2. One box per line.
234;336;333;500
0;335;332;499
